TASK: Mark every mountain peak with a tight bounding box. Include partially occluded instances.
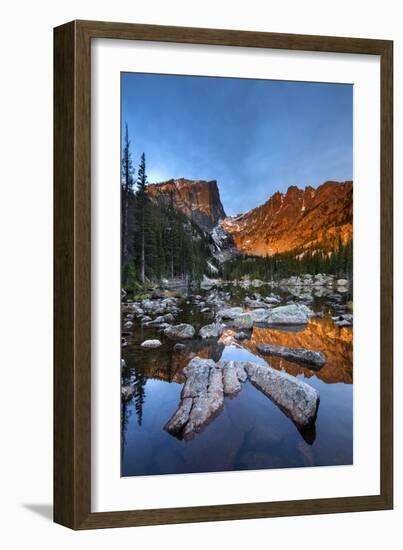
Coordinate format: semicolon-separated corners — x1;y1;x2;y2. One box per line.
147;178;226;232
221;180;352;256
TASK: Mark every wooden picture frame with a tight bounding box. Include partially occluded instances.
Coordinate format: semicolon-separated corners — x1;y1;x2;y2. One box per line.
54;19;393;529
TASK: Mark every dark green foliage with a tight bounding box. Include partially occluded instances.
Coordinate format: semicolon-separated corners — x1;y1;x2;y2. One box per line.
121;140;211;289
121;124;135;267
122;262;138;290
221;240;353;281
135;153;148;283
123;191;211;290
121;129;353;289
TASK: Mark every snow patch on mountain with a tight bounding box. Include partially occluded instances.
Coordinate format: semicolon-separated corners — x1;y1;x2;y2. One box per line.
207;260;219;274
210;224;239;263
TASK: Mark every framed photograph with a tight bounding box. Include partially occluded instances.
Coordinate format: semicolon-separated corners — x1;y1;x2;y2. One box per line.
54;20;393;529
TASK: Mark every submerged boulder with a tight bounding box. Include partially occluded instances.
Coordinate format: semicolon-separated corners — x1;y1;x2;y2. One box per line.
140;315;152;324
164;357;224;439
200;276;220;290
264;296;282;305
164;323;196;340
234;331;250;341
244;297;270;309
199;323;225;339
265;304;310;326
245;362;319;428
144;313;175;327
216;307;244;321
232;313;253;330
256;343;326;369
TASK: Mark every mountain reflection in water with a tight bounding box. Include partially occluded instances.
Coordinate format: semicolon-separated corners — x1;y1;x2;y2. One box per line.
121;290;353;477
222;317;353;384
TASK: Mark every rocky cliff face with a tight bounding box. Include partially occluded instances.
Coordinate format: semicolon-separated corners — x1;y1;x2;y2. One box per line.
147;178;226;232
147;178;352;259
221;181;352;256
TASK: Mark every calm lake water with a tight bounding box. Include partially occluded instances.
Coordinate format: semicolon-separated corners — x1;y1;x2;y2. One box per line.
121;284;353;477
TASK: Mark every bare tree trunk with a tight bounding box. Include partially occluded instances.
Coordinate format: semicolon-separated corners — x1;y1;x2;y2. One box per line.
122;187;129;265
140;210;145;283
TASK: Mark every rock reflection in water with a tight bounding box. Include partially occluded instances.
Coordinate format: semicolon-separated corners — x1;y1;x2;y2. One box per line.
222;317;353;385
121;290;353;476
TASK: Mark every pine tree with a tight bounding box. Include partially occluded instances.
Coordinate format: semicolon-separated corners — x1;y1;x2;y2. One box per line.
121;124;135;268
136;153;148;283
165;192;176;278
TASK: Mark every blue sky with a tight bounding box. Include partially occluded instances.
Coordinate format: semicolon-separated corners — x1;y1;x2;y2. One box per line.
121;72;352;216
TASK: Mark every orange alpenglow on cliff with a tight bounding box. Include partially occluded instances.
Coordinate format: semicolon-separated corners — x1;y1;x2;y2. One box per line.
147;178;352;257
147;178;226;232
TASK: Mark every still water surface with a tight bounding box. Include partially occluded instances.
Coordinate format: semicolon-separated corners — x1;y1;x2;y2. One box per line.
121;286;353;476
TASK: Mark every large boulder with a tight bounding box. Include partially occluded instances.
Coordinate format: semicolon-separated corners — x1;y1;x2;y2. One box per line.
141;339;162;349
232;313;253;330
164;357;320;440
164;323;196;340
144;313;175;327
131;304;144;316
249;308;271;323
165;358;251;439
164;357;224;439
244;297;270;309
199;323;225;339
257;344;326;369
221;360;242;396
264;296;282;305
265;304;310;326
216;306;244;321
245;362;319;428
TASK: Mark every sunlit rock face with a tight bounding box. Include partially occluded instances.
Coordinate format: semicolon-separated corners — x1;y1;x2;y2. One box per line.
147;178;226;232
147;179;352;260
220;181;353;256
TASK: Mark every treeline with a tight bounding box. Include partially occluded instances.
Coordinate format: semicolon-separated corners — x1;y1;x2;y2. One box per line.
221;240;353;281
121;124;211;290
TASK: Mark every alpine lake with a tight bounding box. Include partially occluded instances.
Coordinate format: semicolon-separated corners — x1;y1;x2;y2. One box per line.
121;278;353;477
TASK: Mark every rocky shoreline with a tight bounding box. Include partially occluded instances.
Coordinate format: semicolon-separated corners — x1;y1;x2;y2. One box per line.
121;273;352;442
